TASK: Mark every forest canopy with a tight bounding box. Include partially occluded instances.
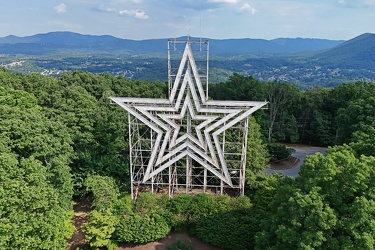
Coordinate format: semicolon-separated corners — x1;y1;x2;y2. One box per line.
1;68;375;249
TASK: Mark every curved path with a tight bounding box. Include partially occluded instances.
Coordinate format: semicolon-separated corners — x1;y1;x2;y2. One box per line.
265;145;327;178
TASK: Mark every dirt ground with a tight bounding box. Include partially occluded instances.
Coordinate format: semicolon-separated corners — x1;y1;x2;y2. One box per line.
67;199;91;250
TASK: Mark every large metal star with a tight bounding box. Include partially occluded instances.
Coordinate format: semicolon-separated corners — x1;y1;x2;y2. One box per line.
110;40;267;189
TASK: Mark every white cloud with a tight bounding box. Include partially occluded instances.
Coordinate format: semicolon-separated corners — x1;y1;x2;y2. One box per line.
119;9;150;19
54;3;67;13
91;6;117;13
337;0;375;7
165;0;238;10
209;0;238;3
239;3;256;14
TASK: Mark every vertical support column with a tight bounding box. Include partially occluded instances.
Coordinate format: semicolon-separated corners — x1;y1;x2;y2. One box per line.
206;42;209;101
151;177;154;193
112;39;267;199
173;165;178;195
204;168;207;193
186;157;189;194
128;113;134;199
220;120;226;195
241;118;249;196
168;165;172;197
188;100;192;193
168;41;172;97
150;128;154;194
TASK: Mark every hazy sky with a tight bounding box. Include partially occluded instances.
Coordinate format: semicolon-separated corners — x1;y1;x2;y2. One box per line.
0;0;374;40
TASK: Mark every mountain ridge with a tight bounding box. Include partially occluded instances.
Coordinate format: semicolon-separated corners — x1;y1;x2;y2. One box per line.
1;32;375;88
312;33;375;67
0;31;345;55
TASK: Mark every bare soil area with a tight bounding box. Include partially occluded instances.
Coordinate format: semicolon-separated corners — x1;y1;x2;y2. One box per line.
67;198;91;250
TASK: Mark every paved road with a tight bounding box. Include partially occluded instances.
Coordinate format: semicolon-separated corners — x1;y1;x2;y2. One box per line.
264;145;327;178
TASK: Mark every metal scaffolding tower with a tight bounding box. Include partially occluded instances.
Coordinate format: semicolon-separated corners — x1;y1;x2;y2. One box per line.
110;38;267;198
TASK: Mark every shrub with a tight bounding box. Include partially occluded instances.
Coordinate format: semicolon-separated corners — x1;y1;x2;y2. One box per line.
114;213;171;243
194;210;258;250
112;194;134;215
82;210;117;250
166;193;194;215
63;210;76;239
135;192;160;214
84;175;120;212
168;239;194;250
83;192;258;248
189;193;216;220
267;143;295;161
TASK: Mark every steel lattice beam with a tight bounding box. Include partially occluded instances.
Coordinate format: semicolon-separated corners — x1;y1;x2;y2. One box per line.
110;39;267;198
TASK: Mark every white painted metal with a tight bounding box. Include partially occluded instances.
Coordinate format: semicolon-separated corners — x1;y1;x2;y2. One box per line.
110;39;267;197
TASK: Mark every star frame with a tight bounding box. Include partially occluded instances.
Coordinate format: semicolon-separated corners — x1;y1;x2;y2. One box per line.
110;39;267;197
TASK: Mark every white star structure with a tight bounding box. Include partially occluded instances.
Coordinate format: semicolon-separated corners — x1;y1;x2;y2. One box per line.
111;70;233;185
158;92;217;150
110;41;267;188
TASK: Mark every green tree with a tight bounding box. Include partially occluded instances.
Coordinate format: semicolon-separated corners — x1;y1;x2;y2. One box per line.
209;73;266;101
0;154;73;249
0;86;74;249
0;86;73;209
265;81;300;142
327;81;375;144
46;85;98;191
90;90;129;187
246;116;270;187
350;120;375;157
85;175;120;212
336;96;375;145
194;209;258;250
257;182;337;249
82;209;118;250
257;146;375;249
297;87;333;145
115;213;171;244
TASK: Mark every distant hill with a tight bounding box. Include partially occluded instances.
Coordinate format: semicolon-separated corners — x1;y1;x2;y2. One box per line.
2;31;375;88
0;31;344;56
271;37;344;53
0;32;165;54
0;32;120;45
312;33;375;68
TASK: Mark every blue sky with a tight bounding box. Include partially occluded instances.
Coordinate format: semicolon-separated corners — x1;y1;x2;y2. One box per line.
0;0;374;40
